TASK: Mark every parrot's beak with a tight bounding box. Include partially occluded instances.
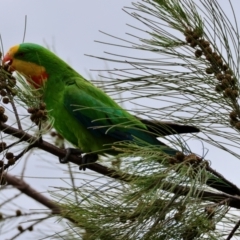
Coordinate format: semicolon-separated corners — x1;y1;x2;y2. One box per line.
2;52;14;71
2;52;12;65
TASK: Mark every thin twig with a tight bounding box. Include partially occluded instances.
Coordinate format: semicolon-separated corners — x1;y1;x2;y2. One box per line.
20;150;32;179
0;192;22;207
22;15;27;43
4;139;22;151
7;90;22;130
0;142;37;174
68;162;79;204
8;217;48;240
226;219;240;240
14;142;37;161
206;164;240;196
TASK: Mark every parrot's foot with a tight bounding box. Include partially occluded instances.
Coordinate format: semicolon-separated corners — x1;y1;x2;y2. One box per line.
80;153;98;170
59;148;83;164
59;148;98;171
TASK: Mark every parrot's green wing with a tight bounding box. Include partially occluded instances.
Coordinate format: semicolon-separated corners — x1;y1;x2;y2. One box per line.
63;77;176;154
63;77;150;141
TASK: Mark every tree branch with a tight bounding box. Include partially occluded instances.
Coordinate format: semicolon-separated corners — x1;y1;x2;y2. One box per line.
3;173;80;225
226;219;240;240
4;173;61;214
0;122;134;181
1;121;240;202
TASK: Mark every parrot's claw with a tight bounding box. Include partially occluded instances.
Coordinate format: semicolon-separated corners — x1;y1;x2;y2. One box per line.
59;148;98;171
59;148;83;164
80;153;98;170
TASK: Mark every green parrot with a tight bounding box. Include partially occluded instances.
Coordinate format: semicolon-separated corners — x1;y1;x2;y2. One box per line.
2;43;199;168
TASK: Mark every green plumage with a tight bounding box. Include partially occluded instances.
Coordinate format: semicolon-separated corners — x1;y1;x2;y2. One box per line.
13;43;194;157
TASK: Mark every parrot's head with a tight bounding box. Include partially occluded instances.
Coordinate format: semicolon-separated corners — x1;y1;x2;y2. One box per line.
2;43;50;88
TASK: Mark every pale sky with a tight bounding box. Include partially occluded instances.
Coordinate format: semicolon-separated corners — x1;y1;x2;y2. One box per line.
1;1;135;77
0;1;240;239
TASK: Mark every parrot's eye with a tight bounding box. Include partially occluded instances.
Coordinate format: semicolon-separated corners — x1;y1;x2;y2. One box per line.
16;52;25;57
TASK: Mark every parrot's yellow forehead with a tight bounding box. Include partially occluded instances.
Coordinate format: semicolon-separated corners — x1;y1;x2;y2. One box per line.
7;45;19;57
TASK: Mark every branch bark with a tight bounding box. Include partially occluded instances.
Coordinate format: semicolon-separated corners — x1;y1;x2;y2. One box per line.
4;173;61;214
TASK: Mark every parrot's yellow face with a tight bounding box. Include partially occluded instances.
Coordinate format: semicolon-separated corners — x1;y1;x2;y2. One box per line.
2;44;48;88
